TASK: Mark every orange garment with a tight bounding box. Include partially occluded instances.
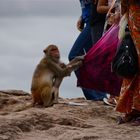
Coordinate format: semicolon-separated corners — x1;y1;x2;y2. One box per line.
116;4;140;114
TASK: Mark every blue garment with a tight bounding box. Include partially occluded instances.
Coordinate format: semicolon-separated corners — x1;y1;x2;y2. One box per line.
69;23;92;60
89;2;106;26
90;21;105;44
68;0;107;100
68;22;107;100
90;3;106;44
82;88;107;100
80;0;92;23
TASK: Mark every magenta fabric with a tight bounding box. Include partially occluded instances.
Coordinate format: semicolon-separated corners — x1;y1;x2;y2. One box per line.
77;24;122;96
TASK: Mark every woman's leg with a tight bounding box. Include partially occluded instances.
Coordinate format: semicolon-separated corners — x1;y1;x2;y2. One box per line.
68;23;92;61
69;23;107;100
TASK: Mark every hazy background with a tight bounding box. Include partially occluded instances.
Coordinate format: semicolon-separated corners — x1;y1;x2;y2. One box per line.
0;0;84;98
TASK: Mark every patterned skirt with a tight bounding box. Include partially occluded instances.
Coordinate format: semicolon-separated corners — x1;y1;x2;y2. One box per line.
116;5;140;114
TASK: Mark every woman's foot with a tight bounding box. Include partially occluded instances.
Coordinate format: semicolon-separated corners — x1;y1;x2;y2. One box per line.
117;114;134;124
103;97;118;107
131;117;140;126
117;116;126;124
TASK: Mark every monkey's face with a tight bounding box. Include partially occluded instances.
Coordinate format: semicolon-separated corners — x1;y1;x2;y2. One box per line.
44;45;60;62
50;47;60;58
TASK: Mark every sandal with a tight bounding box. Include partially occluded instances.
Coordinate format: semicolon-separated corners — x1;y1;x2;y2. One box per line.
103;97;117;107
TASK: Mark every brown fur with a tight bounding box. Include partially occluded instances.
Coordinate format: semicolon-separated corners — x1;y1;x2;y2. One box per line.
31;45;83;107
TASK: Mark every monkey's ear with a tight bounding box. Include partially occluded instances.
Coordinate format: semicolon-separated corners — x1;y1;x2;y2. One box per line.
43;49;47;54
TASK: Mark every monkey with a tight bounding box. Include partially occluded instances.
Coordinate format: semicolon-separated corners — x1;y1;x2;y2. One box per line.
31;44;84;107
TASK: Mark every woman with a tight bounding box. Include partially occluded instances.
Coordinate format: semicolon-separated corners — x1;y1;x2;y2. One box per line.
96;0;121;106
68;0;107;100
97;0;120;32
116;0;140;125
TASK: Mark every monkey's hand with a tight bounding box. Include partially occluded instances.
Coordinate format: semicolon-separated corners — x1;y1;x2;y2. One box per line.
74;55;85;61
68;55;85;66
67;55;84;71
64;66;72;76
59;63;67;68
66;60;83;73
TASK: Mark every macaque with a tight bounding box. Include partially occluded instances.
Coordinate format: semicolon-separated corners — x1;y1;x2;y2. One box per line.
31;44;84;107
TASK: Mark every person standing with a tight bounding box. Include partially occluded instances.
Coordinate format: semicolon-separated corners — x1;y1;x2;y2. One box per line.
96;0;121;106
97;0;121;32
68;0;107;100
115;0;140;125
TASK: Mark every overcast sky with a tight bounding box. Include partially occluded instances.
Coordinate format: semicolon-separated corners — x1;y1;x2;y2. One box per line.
0;0;84;98
0;0;80;17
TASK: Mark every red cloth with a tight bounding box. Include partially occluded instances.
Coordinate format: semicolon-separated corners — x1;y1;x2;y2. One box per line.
77;24;122;96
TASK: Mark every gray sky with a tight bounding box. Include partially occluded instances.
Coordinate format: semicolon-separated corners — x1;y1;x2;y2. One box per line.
0;0;80;17
0;0;84;98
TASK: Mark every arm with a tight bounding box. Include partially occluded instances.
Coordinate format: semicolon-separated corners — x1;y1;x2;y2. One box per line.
47;59;71;77
92;0;98;4
97;0;110;14
67;55;84;71
121;0;128;15
77;16;85;31
49;55;84;77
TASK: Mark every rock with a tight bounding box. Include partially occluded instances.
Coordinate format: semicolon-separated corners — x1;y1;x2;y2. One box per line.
0;90;140;140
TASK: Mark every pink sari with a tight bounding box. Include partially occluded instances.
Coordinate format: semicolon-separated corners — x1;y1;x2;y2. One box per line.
77;24;122;96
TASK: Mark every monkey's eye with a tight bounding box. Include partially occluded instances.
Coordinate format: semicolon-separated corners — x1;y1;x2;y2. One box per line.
51;49;59;54
51;48;59;51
